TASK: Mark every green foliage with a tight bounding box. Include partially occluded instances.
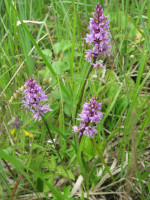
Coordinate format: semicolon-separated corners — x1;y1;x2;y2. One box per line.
53;40;72;55
82;137;98;158
0;0;149;199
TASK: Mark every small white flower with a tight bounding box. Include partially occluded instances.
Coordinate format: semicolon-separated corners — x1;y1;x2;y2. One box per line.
47;139;56;148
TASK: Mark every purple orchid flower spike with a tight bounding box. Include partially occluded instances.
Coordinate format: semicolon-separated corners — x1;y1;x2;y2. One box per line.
73;97;103;138
22;77;52;121
84;2;111;67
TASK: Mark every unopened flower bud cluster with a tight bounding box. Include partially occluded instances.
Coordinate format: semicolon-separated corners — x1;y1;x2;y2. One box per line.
9;84;27;104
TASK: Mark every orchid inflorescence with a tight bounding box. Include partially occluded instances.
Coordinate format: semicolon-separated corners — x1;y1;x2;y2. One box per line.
22;77;52;121
84;2;111;68
73;97;103;138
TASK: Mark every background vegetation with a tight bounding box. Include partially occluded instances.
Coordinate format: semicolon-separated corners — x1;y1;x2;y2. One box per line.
0;0;150;199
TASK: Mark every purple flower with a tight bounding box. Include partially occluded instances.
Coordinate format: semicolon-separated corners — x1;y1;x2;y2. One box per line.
84;2;111;64
91;60;103;68
73;97;103;138
13;118;23;129
72;125;79;133
22;77;52;121
83;126;98;138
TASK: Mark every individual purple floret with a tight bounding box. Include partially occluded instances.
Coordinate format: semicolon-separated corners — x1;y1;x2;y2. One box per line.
73;97;103;138
22;77;52;121
91;60;103;68
84;2;111;65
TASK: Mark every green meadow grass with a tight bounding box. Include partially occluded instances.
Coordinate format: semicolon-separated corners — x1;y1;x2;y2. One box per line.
0;0;150;199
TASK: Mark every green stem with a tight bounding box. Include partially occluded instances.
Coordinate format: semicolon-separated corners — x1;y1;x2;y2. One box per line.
42;117;70;179
76;57;97;117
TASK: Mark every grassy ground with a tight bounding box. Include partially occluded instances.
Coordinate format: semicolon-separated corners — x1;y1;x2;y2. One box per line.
0;0;150;199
